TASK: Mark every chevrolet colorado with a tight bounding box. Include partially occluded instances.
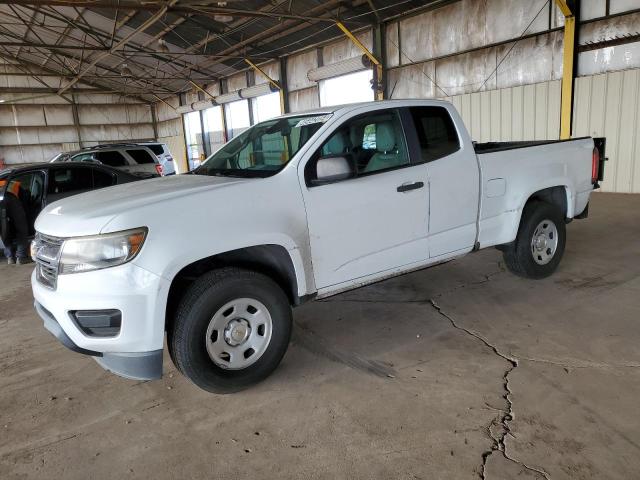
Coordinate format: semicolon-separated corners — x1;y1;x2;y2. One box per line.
31;99;605;393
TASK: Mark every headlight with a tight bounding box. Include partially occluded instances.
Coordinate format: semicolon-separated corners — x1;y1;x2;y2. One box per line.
59;228;147;274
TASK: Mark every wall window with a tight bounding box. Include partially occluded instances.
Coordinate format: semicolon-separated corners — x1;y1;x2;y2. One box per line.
319;69;374;107
251;91;282;123
203;106;225;156
183;110;204;170
224;99;250;139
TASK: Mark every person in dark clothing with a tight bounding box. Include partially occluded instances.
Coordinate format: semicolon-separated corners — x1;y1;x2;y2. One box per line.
0;187;32;265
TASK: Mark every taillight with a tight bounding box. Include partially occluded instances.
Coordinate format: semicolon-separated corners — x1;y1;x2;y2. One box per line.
592;147;599;184
155;164;164;176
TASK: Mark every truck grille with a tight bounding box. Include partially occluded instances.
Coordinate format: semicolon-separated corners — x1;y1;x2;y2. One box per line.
33;233;64;290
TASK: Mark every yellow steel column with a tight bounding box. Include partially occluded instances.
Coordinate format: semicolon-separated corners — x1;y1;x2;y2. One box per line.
335;21;384;101
555;0;575;139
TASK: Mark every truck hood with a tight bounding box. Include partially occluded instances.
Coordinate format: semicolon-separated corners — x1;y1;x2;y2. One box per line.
35;174;252;237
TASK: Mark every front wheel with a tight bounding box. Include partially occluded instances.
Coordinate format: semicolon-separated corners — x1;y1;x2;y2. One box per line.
169;267;292;393
503;200;566;279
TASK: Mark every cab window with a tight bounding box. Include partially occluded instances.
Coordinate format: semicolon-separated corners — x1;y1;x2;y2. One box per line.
409;106;460;162
47;167;93;194
307;109;410;184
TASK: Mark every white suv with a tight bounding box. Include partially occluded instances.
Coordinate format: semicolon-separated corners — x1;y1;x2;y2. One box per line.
137;142;176;175
53;144;164;177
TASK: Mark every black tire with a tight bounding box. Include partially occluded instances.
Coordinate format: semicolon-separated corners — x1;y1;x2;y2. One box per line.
503;200;566;279
169;267;292;393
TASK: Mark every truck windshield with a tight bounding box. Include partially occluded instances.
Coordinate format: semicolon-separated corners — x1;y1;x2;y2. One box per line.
193;113;332;177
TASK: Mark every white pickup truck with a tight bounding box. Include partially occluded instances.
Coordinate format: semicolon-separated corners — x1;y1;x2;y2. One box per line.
31;100;605;393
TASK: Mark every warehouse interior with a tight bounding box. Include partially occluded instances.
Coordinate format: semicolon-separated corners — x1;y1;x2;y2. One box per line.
1;0;640;479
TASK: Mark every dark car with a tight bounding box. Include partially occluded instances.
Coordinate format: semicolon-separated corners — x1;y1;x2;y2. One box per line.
0;162;149;238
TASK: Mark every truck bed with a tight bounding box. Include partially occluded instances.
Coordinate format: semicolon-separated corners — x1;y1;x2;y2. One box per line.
474;136;599;250
474;137;591;154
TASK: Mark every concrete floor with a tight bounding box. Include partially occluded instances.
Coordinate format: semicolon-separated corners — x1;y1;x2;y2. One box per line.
1;192;639;480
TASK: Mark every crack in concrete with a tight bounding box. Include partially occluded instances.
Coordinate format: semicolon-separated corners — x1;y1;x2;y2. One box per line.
429;299;550;480
519;356;640;370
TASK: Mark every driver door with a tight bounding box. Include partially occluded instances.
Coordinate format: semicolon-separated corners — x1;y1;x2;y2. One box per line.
5;171;45;236
300;108;430;291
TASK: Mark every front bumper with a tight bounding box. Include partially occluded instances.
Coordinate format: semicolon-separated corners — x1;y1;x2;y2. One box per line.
31;262;170;381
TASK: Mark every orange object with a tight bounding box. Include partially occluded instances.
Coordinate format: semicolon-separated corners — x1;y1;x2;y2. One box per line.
7;180;20;197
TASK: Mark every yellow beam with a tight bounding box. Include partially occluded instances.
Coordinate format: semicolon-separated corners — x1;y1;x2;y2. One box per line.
555;0;575;139
554;0;572;17
243;58;285;114
244;58;280;90
152;93;176;111
335;21;383;101
560;16;575;139
188;80;216;101
335;21;380;66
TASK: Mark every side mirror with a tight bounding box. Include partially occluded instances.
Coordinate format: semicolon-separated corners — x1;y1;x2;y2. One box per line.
313;156;354;185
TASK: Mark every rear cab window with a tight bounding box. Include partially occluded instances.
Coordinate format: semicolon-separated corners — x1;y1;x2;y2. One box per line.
408;106;460;162
126;149;156;164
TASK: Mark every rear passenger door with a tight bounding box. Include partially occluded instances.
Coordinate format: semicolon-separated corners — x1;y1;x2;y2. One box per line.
406;106;479;258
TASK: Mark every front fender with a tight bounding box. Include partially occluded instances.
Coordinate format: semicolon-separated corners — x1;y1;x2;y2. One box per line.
149;234;313;298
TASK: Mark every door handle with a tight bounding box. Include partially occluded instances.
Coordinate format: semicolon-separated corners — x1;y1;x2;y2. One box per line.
397;181;424;193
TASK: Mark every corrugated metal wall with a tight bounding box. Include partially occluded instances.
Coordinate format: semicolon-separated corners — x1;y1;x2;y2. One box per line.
573;69;640;193
0;96;155;165
441;68;640;194
446;80;561;143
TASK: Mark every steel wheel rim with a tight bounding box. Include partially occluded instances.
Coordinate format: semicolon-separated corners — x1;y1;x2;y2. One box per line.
205;298;273;370
530;219;559;265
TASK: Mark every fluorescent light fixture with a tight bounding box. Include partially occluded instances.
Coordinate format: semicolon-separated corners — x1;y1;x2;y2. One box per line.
176;104;193;114
215;91;242;104
240;82;279;99
308;55;371;82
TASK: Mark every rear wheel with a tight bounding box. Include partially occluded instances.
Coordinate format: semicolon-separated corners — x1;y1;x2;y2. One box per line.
170;268;292;393
503;200;566;279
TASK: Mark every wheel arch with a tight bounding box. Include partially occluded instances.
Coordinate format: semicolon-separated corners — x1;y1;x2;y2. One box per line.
164;244;309;333
524;185;570;218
